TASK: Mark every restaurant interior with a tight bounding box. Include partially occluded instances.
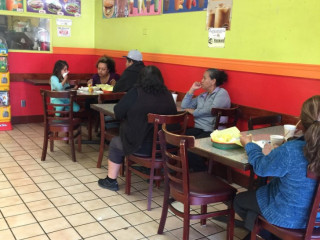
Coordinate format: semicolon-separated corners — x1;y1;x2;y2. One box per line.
0;0;320;239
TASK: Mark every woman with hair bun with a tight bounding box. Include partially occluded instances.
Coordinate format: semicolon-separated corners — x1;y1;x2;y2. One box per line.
181;68;230;139
234;95;320;240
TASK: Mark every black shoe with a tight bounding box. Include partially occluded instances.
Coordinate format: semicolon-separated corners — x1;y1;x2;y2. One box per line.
98;178;119;191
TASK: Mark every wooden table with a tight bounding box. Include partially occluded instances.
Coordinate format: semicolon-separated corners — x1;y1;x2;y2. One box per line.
91;103;116;119
191;126;283;171
25;79;88;86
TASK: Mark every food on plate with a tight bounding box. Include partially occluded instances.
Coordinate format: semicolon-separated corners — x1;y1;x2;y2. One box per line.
65;3;80;14
103;0;115;18
210;126;241;145
96;84;113;91
28;0;44;10
47;1;62;13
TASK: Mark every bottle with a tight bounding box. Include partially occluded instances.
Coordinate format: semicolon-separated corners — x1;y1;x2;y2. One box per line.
88;83;93;94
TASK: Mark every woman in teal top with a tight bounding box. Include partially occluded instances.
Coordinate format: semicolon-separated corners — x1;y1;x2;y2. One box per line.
50;60;80;113
235;95;320;239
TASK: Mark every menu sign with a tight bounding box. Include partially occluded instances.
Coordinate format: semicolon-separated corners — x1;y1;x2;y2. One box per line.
27;0;81;17
163;0;207;14
0;0;24;12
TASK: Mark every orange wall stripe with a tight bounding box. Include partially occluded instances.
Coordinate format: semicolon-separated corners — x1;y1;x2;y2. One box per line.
53;47;320;80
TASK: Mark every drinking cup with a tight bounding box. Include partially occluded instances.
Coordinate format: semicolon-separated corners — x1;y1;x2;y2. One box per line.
284;124;296;140
270;135;285;148
172;93;178;103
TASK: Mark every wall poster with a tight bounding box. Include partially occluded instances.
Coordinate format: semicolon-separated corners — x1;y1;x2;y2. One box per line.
102;0;161;18
163;0;207;14
27;0;81;17
206;0;232;30
0;0;24;12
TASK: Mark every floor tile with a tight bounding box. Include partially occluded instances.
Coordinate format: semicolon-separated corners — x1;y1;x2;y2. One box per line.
57;203;86;216
6;212;37;228
40;217;71;233
1;203;30;217
75;222;106;238
33;208;62;221
47;228;81;240
110;226;144;240
123;211;153;226
100;216;131;232
11;223;44;239
90;207;118;221
80;198;108;211
66;212;96;227
0;229;15;240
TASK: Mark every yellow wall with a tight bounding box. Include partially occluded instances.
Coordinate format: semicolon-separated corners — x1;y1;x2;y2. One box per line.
94;0;320;65
0;0;95;49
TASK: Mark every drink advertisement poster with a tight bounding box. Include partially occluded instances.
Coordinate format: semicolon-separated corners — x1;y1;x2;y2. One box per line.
102;0;161;18
206;0;232;30
163;0;207;14
0;0;24;12
27;0;81;17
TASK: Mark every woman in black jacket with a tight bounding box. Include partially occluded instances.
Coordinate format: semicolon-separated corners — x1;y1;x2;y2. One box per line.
98;65;177;191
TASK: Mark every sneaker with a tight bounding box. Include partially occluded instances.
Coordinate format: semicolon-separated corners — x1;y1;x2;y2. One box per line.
98;178;119;191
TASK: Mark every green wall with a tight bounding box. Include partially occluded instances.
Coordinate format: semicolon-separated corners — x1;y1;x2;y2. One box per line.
94;0;320;65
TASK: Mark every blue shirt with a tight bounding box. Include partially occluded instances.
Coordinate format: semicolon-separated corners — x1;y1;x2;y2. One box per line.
181;87;230;132
50;75;70;91
245;139;317;229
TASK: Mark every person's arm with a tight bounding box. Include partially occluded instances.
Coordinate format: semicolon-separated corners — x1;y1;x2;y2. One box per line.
244;142;290;177
193;89;230;117
113;72;128;92
51;75;65;91
114;88;138;120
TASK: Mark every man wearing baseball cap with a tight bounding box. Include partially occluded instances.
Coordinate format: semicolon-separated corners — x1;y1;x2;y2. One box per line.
113;50;145;92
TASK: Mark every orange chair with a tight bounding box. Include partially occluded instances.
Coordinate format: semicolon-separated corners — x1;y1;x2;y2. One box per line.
97;92;126;168
40;89;81;162
158;125;237;240
125;112;189;211
251;170;320;240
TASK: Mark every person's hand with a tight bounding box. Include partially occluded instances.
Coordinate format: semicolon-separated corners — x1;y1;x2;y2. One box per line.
262;143;272;155
240;134;252;146
87;79;93;85
188;82;201;94
72;84;79;90
110;79;116;86
185;108;194;115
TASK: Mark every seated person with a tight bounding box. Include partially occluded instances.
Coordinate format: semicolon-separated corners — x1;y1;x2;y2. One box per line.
113;49;145;93
88;55;120;86
234;95;320;240
181;68;230;139
98;65;177;191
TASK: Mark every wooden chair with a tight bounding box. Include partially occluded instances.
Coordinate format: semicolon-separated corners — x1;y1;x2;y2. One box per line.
210;105;240;182
248;114;282;130
40;89;81;162
125;112;189;211
251;170;320;240
211;105;239;130
247;114;282;190
97;92;126;168
157;125;237;240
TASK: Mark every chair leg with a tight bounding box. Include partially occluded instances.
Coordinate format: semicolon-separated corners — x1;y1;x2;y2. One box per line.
70;131;76;162
157;178;170;234
41;130;49;161
77;131;81;152
183;204;190;240
97;131;105;168
200;205;207;225
125;157;131;195
250;217;260;240
119;162;125;177
147;167;155;211
88;113;92;141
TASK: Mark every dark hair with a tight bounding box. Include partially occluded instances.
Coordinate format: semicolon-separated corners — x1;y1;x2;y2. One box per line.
301;95;320;174
126;58;138;64
96;55;116;73
52;60;68;81
206;68;228;86
136;65;168;95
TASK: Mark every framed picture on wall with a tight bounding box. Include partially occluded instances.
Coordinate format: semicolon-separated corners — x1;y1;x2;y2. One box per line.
0;15;51;51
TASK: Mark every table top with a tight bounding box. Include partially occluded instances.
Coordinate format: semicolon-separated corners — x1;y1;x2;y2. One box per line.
91;103;116;118
25;79;88;86
192;126;284;171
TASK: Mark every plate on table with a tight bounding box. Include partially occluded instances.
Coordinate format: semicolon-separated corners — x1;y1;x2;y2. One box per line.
254;140;270;148
211;140;242;150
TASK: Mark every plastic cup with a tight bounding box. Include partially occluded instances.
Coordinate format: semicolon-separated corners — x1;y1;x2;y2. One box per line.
270;135;285;148
172;93;178;103
284;124;296;140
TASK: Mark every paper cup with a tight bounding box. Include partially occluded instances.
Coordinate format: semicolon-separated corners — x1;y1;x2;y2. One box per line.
172;93;178;103
284;124;296;140
270;135;285;148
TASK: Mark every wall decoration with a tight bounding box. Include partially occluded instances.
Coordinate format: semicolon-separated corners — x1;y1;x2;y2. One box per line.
206;0;232;30
0;0;24;12
27;0;81;17
208;27;225;48
163;0;207;14
103;0;128;18
0;15;51;51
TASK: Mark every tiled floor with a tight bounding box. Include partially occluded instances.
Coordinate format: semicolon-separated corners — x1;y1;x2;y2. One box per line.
0;123;248;240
